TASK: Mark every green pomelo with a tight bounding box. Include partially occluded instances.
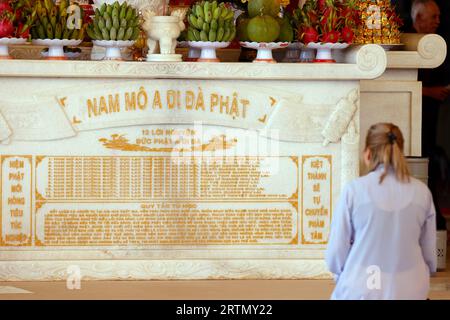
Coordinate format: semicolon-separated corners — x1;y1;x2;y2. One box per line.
248;0;281;18
247;15;280;43
276;17;293;42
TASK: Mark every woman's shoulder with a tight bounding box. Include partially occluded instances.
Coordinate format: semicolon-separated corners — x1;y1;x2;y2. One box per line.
408;176;434;202
347;172;433;206
346;171;378;188
340;175;368;196
408;175;431;190
346;171;432;194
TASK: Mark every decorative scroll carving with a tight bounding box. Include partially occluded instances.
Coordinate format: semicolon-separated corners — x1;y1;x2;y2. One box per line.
417;33;447;61
356;44;384;72
321;89;359;146
0;97;76;142
390;33;447;69
341;119;360;187
0;85;363;145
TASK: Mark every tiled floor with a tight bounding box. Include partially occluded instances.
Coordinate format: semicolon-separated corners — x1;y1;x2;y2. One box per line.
0;257;448;300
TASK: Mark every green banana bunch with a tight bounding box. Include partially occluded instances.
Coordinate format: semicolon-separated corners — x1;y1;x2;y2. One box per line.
31;0;87;40
187;0;236;42
86;1;139;41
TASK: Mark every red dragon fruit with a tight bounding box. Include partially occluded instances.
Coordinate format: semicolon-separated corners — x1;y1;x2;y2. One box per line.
321;30;340;43
0;15;14;38
0;0;14;38
307;10;318;25
339;7;352;19
302;26;319;44
340;26;354;43
14;7;22;20
294;0;358;45
318;0;327;12
0;0;37;39
0;1;13;14
16;22;29;38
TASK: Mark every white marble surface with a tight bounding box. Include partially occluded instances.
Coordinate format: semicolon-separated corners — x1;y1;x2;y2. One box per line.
0;44;386;80
0;44;381;280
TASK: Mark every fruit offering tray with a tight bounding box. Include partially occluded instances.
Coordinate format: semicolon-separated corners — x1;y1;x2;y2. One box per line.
5;41;358;62
6;43;93;60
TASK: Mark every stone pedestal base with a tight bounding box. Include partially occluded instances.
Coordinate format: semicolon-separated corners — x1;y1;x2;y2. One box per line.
147;54;182;62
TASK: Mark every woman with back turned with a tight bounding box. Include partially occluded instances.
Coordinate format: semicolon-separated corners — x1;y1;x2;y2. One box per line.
326;123;437;300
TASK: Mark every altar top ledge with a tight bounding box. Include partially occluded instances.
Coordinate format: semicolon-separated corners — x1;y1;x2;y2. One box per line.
0;44;387;81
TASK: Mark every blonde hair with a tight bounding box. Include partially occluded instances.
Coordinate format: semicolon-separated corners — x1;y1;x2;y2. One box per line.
365;123;410;184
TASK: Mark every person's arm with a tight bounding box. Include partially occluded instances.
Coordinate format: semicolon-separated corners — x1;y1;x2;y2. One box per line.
419;191;437;275
422;86;450;101
325;184;354;280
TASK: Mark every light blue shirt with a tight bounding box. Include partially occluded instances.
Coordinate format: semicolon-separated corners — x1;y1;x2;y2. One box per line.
326;165;437;300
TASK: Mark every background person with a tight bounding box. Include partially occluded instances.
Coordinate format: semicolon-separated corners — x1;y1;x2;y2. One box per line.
410;0;449;231
326;123;437;300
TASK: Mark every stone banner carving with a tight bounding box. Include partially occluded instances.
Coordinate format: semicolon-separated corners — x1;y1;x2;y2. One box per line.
0;80;358;144
0;78;360;280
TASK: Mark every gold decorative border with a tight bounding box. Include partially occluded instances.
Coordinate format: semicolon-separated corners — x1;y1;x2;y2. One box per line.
98;133;238;152
26;155;300;247
0;155;33;247
35;156;45;167
288;190;299;211
288;156;299;245
35;191;46;211
301;155;333;246
289;233;298;245
35;156;47;246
